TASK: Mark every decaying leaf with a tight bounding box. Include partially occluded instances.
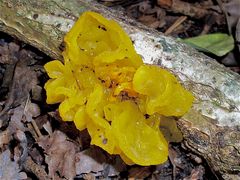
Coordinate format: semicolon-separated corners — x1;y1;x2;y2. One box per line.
104;156;126;177
24;99;41;122
160;116;183;143
38;130;78;179
223;0;240;28
75;147;126;177
128;166;153;179
183;165;205;180
0;42;20;64
0;129;11;149
6;106;26;138
0;48;38;128
23;156;49;180
75;148;106;175
9;50;38;108
0;150;22;180
14;130;28;164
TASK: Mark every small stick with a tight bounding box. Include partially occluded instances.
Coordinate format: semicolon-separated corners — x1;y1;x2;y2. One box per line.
24;95;42;138
31;120;43;138
164;16;187;35
23;156;50;180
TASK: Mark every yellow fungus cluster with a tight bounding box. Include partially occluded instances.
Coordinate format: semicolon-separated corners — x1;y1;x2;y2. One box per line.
44;11;194;165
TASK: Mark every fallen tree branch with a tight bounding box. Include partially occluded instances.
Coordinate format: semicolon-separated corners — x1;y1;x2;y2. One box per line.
0;0;239;178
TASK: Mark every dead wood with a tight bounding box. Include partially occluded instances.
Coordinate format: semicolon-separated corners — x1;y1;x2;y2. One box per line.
0;0;239;179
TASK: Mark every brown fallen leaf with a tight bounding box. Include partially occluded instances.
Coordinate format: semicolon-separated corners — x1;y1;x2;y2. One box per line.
104;156;126;177
158;0;216;19
28;146;44;165
0;48;38;128
48;111;83;142
75;148;106;175
128;166;153;179
9;49;38;108
7;104;39;149
8;105;26;133
34;114;49;130
82;173;96;180
43;120;53;135
31;85;43;101
0;149;22;180
158;0;172;8
75;147;126;178
23;156;49;180
224;0;240;28
160;117;183;143
0;41;20;64
183;165;205;180
24;99;41;123
0;129;11;149
138;14;166;29
38;130;78;179
236;18;240;52
14;130;28;164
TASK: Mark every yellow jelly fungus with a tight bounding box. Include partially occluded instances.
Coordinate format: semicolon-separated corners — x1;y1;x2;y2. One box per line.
44;11;194;166
133;65;194;116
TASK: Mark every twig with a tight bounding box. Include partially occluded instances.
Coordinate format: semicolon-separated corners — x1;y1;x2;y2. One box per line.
31;120;43;138
24;95;42;138
23;156;50;180
164;16;187;35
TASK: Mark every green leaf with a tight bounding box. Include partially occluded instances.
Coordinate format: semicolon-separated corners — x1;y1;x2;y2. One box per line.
182;33;234;56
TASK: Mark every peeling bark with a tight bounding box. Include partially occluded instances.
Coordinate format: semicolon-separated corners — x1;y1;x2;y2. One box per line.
0;0;239;178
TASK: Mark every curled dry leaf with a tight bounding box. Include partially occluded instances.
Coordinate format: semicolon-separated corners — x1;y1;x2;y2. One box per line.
38;130;78;179
34;114;49;131
42;121;53;135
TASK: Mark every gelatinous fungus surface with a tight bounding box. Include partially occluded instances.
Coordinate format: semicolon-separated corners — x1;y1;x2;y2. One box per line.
44;11;194;165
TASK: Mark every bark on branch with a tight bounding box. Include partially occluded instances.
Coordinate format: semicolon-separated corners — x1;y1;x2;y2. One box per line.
0;0;239;178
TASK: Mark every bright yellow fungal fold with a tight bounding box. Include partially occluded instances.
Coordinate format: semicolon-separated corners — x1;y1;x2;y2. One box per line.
44;11;194;166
